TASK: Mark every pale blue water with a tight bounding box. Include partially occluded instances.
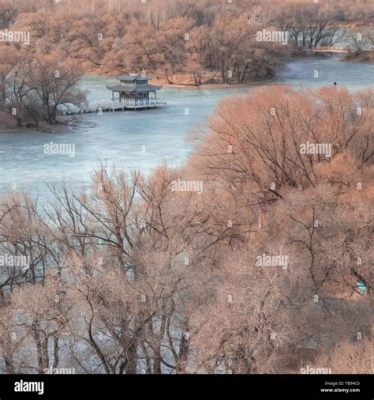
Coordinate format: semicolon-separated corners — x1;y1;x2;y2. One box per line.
278;54;374;89
1;55;374;198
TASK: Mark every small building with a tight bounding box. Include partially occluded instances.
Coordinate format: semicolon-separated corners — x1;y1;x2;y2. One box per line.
107;74;165;109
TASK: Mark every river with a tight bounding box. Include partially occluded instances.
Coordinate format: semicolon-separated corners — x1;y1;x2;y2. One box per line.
1;54;374;199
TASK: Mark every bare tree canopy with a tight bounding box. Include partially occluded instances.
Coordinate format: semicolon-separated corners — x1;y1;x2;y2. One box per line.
0;86;373;374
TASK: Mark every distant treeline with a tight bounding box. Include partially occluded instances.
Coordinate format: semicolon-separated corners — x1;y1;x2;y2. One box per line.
1;0;374;130
1;0;373;85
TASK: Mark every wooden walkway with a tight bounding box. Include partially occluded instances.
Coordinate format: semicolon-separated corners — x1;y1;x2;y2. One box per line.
59;99;167;116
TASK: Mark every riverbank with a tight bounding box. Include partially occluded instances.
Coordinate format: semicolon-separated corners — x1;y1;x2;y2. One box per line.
87;70;277;90
88;52;348;90
0;111;18;132
0;124;66;134
157;78;277;90
87;60;285;90
0;118;75;134
343;50;374;63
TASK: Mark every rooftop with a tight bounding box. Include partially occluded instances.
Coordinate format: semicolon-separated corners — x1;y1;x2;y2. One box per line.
107;83;162;93
117;74;151;82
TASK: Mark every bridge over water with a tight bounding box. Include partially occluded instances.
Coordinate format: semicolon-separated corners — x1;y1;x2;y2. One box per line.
59;98;167;115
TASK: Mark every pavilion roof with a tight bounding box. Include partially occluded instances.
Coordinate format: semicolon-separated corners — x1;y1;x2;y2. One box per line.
107;83;162;92
117;74;151;82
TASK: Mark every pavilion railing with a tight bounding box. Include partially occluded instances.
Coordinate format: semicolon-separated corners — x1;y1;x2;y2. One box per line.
122;98;166;107
58;98;166;115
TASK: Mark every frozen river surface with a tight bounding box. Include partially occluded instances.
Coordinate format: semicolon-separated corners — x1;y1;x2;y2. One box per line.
1;55;374;198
